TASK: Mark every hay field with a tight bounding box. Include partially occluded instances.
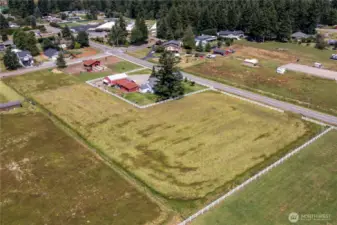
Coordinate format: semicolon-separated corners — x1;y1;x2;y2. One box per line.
0;112;162;225
184;54;337;116
32;83;314;200
193;130;337;225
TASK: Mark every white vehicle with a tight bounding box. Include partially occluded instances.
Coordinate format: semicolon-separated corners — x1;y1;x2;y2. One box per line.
276;67;286;74
314;62;323;68
174;53;180;57
206;54;216;59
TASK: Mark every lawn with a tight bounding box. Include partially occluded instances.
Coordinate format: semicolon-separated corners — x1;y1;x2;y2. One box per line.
108;60;142;72
236;40;337;70
184;56;337;116
77;71;112;81
192;129;337;225
0;112;162;225
122;81;206;106
127;68;152;75
0;52;6;72
0;81;23;103
127;48;151;59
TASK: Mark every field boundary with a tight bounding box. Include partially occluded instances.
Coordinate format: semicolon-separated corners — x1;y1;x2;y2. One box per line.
178;126;334;225
86;78;211;109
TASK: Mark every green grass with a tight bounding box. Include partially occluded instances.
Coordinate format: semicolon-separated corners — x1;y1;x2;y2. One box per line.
127;68;152;75
77;71;112;81
108;61;142;73
184;57;337;116
122;81;206;106
0;81;24;103
127;48;151;59
123;92;158;105
236;40;337;70
192;129;337;225
0;112;162;225
0;52;6;72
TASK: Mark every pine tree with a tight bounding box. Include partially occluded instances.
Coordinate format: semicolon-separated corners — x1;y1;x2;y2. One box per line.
2;33;8;42
56;52;67;68
26;32;40;56
62;25;72;39
154;51;184;100
0;13;9;29
150;65;156;77
277;12;292;41
34;7;42;18
108;25;124;46
13;30;27;50
157;18;167;39
182;25;195;50
315;34;327;50
205;42;211;52
76;31;89;47
118;14;128;44
4;47;21;70
196;41;203;52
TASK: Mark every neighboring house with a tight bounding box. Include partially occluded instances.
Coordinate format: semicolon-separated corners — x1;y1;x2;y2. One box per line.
213;48;225;56
0;40;13;51
218;30;244;40
0;101;22;111
140;77;158;93
44;48;59;61
95;20;118;31
71;24;100;33
83;60;101;72
12;49;34;67
9;22;20;28
126;22;135;33
162;40;182;52
291;31;311;40
195;35;217;46
67;16;81;21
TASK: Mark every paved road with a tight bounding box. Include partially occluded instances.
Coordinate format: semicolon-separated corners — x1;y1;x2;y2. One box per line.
89;42;337;126
283;63;337;80
0;53;110;78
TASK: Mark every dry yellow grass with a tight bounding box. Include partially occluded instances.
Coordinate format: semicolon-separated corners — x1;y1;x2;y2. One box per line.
34;83;309;199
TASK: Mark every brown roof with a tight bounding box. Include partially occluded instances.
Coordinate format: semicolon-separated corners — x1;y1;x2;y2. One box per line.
115;79;139;90
83;60;99;66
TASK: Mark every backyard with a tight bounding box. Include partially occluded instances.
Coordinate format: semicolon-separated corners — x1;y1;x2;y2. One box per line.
183;49;337;116
192;129;337;225
0;111;163;225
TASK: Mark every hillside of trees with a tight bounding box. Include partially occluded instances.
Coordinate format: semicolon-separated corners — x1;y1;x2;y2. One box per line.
6;0;337;41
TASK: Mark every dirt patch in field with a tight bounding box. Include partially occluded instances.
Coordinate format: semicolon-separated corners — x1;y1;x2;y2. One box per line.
74;47;99;58
233;44;297;63
63;56;121;75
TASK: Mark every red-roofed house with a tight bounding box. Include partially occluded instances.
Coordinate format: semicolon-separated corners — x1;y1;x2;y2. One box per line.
114;79;139;92
83;60;100;72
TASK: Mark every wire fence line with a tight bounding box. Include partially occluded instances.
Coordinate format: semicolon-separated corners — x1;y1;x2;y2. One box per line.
178;126;334;225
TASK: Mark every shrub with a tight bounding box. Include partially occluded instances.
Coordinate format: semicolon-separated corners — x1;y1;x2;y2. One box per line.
50;22;60;28
186;49;192;54
155;45;165;53
74;42;81;49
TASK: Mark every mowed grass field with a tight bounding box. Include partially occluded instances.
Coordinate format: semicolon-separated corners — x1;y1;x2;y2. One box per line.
0;112;162;225
184;51;337;116
193;130;337;225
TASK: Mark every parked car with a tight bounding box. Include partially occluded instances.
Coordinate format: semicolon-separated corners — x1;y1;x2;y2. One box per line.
331;54;337;60
314;62;323;68
206;54;216;59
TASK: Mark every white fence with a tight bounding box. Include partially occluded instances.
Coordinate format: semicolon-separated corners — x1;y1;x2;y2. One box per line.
178;126;334;225
86;79;211;109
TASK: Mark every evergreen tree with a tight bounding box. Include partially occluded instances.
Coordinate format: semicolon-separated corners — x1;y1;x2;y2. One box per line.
205;42;211;52
182;25;195;49
26;32;40;56
157;18;167;39
130;17;148;44
34;7;42;18
2;33;8;42
277;12;292;41
138;17;148;41
118;14;128;44
56;52;67;68
27;0;35;16
196;41;203;52
76;31;89;47
150;65;156;77
4;47;21;70
0;13;9;29
154;51;184;100
108;25;124;46
62;25;72;39
13;30;27;50
42;38;54;50
315;34;327;50
130;26;143;44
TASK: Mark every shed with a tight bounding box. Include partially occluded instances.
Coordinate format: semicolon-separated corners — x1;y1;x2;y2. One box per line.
83;60;101;71
0;101;22;111
213;48;225;56
103;73;128;85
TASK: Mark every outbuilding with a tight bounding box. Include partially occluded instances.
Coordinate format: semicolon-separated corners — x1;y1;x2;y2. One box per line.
103;73;128;85
83;60;101;72
114;79;139;92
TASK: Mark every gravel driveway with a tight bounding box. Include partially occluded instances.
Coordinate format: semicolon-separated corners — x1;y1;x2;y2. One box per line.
283;63;337;80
